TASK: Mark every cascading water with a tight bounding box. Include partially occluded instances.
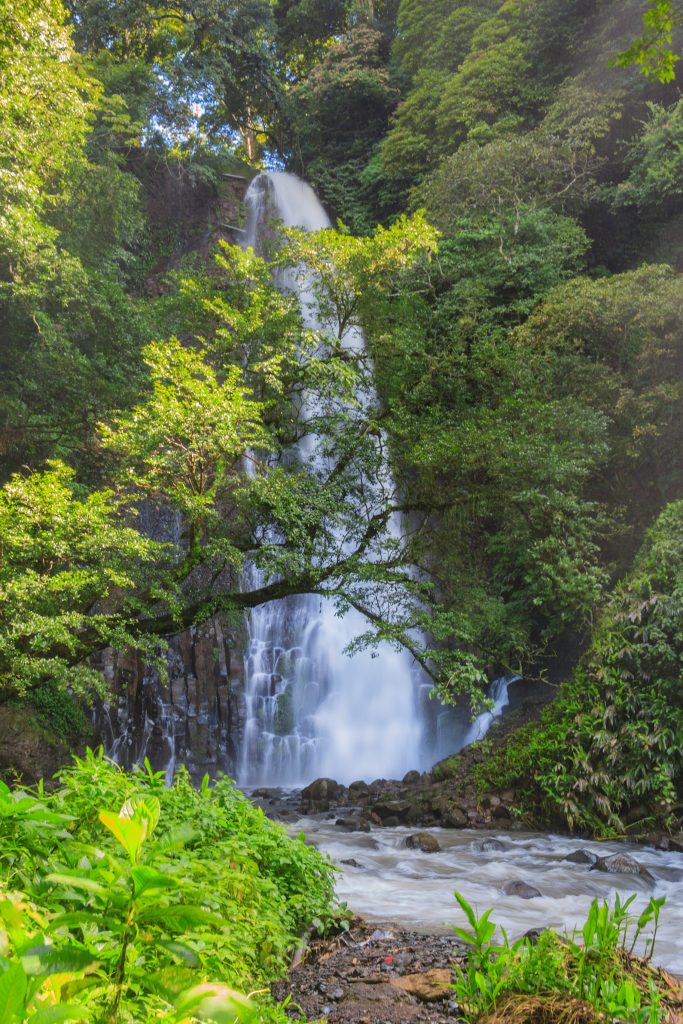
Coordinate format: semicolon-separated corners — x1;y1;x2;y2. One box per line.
239;173;468;787
462;674;522;746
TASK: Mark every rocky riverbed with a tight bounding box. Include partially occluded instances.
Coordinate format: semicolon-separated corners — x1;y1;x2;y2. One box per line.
272;919;467;1024
247;780;683;977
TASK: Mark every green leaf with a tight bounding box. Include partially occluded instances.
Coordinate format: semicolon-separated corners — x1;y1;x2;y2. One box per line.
0;961;28;1022
453;890;479;932
120;795;160;838
21;946;98;977
131;865;177;899
135;904;225;930
174;983;258;1024
99;809;146;864
28;1006;87;1024
45;873;108;896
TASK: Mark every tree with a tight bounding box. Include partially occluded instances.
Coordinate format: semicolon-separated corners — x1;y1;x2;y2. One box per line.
1;225;447;701
0;0;95;251
0;463;163;701
0;0;153;476
67;0;280;162
614;0;683;81
286;24;399;225
514;264;683;515
100;337;269;556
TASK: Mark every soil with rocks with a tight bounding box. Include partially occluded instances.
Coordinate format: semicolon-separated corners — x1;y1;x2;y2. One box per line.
271;918;468;1024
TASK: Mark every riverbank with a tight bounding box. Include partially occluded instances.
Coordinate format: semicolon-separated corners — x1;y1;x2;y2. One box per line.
273;913;683;1024
272;918;467;1024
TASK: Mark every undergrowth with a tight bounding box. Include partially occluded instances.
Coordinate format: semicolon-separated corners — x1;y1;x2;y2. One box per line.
451;890;680;1024
473;501;683;836
0;749;341;1022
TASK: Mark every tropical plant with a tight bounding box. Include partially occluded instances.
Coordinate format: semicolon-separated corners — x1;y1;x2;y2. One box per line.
0;752;340;1022
451;890;670;1023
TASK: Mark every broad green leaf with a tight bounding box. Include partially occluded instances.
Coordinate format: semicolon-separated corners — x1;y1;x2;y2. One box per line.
99;810;146;864
120;795;160;838
45;874;108;896
29;1005;87;1024
174;983;258;1024
135;905;225;930
131;865;177;898
0;961;28;1022
21;946;98;977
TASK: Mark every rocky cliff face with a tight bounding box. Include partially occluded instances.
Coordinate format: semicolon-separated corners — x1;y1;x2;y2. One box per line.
95;615;247;783
94;463;252;781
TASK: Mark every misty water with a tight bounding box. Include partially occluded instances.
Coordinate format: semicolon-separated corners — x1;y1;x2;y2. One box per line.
292;819;683;974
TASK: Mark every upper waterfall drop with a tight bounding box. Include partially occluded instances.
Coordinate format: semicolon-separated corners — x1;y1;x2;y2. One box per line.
246;172;332;234
239;171;447;787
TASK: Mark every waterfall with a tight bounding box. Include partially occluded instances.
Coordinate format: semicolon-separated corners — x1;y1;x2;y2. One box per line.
239;172;461;787
462;675;522;746
95;172;521;787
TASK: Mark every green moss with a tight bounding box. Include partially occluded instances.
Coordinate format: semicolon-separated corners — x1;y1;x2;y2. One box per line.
29;684;88;740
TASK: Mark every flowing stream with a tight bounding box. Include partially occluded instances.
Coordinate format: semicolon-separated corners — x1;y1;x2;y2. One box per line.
239;172;464;787
293;820;683;974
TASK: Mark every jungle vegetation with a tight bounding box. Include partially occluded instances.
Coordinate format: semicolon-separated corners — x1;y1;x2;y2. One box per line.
1;0;683;846
2;0;683;1020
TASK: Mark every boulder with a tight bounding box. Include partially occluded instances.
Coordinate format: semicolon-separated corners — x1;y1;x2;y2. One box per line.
301;777;341;812
406;832;441;853
563;848;598;865
503;880;542;899
402;769;422;785
480;838;505;852
443;806;468;828
372;800;413;822
492;804;512;820
590;853;654;882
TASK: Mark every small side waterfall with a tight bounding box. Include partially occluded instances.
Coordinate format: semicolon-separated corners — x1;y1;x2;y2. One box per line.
462;675;522;746
239;173;456;787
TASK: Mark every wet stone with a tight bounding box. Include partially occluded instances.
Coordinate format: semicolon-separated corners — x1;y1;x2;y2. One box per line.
590;853;654;881
563;848;598;865
405;833;441;853
502;880;542;899
480;838;505;852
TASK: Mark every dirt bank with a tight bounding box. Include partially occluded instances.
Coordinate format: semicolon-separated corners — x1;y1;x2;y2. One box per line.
272;918;467;1024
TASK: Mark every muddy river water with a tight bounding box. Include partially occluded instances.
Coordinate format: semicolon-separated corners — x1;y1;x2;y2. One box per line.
293;819;683;975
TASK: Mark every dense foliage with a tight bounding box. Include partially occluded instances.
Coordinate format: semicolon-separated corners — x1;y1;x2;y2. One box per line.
1;0;683;837
451;890;675;1024
0;752;338;1022
474;501;683;834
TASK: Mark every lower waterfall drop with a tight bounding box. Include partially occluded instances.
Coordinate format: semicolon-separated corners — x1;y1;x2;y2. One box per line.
239;172;451;787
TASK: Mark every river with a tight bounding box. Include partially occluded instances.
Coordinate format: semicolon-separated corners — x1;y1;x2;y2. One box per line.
292;818;683;974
